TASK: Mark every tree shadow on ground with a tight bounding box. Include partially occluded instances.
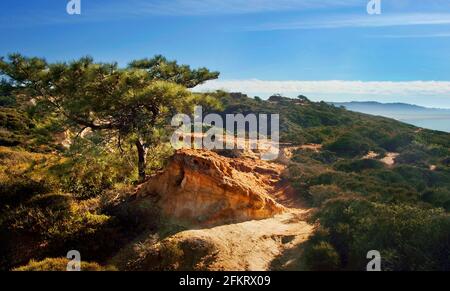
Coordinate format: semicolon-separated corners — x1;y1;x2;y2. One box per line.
269;240;309;271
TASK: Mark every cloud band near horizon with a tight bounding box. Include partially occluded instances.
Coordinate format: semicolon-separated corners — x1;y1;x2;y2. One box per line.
194;80;450;108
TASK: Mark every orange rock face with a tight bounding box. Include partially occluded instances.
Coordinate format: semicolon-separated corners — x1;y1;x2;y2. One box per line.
136;149;285;226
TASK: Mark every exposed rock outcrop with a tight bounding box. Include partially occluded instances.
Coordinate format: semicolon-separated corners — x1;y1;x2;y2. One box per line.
111;148;313;271
136;149;285;225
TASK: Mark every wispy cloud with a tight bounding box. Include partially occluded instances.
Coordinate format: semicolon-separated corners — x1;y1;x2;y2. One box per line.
4;1;450;29
195;79;450;108
250;13;450;31
196;80;450;96
130;0;362;16
0;0;363;27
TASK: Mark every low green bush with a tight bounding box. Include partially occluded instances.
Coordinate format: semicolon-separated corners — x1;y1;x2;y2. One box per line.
309;197;450;271
422;188;450;211
334;159;384;173
303;241;340;271
308;185;343;207
13;258;116;271
324;134;371;158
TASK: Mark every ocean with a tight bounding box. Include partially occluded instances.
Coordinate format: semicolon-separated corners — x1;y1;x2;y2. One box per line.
400;118;450;133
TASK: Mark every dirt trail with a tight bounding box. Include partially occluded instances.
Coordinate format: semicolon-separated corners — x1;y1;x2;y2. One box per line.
363;151;399;167
380;152;399;166
171;209;313;271
158;149;314;271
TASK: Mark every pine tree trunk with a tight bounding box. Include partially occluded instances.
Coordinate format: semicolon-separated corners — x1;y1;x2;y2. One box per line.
135;140;147;182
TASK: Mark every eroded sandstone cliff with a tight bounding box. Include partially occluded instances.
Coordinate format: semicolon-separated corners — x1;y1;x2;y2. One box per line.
111;148;313;271
136;149;286;225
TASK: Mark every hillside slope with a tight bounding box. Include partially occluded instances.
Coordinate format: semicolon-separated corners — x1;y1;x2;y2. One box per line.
2;92;449;271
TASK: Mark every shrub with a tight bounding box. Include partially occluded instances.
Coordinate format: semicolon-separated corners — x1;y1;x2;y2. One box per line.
109;197;161;233
0;108;33;146
443;157;450;167
123;237;217;271
0;95;16;107
13;258;116;271
304;241;340;271
396;149;429;166
308;185;343;207
380;133;414;151
50;144;135;200
422;188;450;211
311;198;450;271
0;176;51;208
324;134;371;158
0;108;33;132
310;150;338;164
0;197;114;271
334;159;384;173
124;239;184;271
27;193;73;211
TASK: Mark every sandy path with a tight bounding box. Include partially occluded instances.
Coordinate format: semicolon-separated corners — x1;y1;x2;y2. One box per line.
363;151;379;159
170;209;313;271
380;152;399;166
160;148;314;271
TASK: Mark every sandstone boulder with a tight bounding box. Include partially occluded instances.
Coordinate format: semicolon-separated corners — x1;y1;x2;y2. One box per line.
136;149;285;225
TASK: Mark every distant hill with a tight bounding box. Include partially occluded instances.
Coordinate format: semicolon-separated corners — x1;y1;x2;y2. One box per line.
331;101;450;119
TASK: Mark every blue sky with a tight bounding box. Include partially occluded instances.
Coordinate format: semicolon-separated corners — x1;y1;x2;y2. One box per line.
1;0;450;107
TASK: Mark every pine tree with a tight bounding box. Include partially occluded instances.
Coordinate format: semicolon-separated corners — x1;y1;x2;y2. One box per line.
0;54;219;181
